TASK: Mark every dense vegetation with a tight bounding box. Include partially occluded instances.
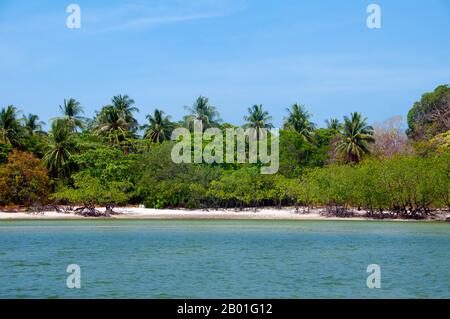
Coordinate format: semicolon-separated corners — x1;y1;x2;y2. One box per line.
0;85;448;218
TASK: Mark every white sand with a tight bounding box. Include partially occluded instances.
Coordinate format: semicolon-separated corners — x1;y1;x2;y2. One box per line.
0;207;363;220
115;207;359;220
1;206;443;221
0;210;80;219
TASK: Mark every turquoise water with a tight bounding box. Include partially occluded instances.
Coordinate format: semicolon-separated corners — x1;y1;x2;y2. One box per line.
0;220;449;298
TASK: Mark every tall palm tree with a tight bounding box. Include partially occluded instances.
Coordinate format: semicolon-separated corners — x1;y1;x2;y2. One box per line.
336;112;375;163
0;105;23;146
94;95;139;145
325;118;342;131
244;104;273;130
109;94;139;132
44;119;75;178
23;113;45;135
283;103;316;141
94;105;130;146
59;98;85;131
143;109;173;143
184;96;221;130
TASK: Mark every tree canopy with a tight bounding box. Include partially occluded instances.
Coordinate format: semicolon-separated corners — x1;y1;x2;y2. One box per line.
407;84;450;139
0;86;448;218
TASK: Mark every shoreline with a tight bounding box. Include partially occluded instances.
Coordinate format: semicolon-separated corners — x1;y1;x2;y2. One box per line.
0;207;448;222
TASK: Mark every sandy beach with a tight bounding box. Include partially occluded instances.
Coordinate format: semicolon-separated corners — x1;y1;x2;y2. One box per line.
0;207;448;221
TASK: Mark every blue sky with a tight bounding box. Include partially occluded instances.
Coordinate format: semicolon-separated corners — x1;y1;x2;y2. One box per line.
0;0;449;129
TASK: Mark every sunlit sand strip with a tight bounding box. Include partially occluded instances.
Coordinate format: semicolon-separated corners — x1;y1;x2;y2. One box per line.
1;207;447;221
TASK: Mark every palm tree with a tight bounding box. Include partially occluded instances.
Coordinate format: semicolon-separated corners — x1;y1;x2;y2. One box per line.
23;113;45;135
59;98;85;131
244;104;273;130
325;118;342;131
184;96;221;130
336;112;375;163
283;103;316;141
94;105;130;145
44;119;75;178
109;94;139;132
0;105;23;146
143;109;173;143
94;94;139;145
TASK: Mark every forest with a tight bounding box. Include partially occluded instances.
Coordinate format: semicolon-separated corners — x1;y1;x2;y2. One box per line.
0;84;449;218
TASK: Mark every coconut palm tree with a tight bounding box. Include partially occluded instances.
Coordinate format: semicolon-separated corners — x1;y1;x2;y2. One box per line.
325;118;342;131
44;119;75;178
242;104;273;140
94;95;139;145
184;96;221;130
23;113;45;135
94;105;130;146
143;109;173;143
283;103;316;141
0;105;23;146
244;104;273;130
109;94;139;132
59;98;86;132
336;112;375;163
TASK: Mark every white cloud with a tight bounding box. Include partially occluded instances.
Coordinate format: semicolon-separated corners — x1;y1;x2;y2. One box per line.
0;1;245;34
92;11;228;34
82;0;245;34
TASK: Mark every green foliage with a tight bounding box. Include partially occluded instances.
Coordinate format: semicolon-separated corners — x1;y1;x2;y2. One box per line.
430;130;450;153
244;104;273;130
94;105;132;145
93;94;139;147
278;129;335;177
44;119;76;178
325;118;342;131
0;105;23;147
0;142;13;164
134;143;448;216
20;132;48;158
299;165;357;212
312;128;337;164
142;109;174;143
278;130;315;177
53;146;136;206
407;84;450;140
414;129;450;156
73;146;134;180
53;175;132;206
23;113;45;135
110;94;140;132
335;112;374;163
298;154;449;217
136;142;222;208
283;103;316;141
59;98;86;132
183;96;221;130
209;166;286;207
0;88;448;216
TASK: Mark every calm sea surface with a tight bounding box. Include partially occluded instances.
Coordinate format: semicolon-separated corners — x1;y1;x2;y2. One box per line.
0;220;449;298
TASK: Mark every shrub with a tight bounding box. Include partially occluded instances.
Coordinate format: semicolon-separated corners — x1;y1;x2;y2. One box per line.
0;143;12;164
0;150;50;206
53;175;133;209
136;142;222;208
298;154;449;218
52;146;136;209
209;166;287;208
